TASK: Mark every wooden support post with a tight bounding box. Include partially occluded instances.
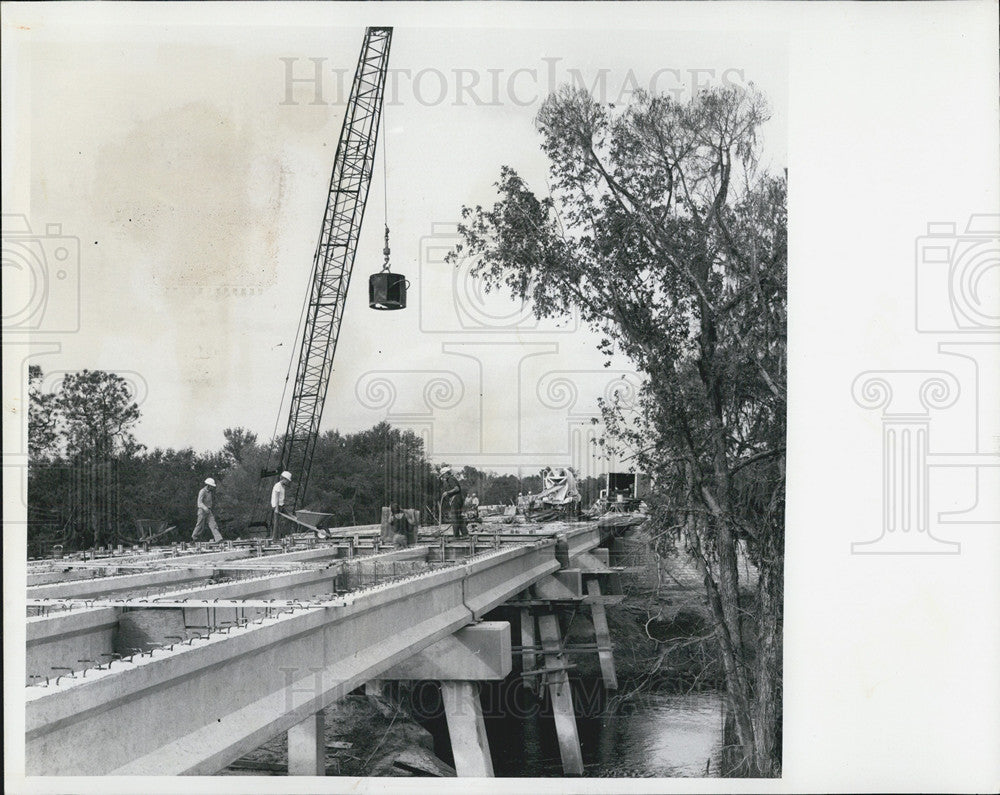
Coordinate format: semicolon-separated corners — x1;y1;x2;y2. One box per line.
537;612;584;776
520;606;537;695
441;681;494;777
287;709;325;776
364;679;383;697
586;579;618;690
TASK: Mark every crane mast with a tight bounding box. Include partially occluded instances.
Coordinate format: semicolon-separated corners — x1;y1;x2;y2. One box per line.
278;26;392;510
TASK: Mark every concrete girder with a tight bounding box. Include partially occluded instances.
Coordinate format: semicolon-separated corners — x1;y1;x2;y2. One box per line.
27;568;216;600
25;547;432;684
25;542;558;776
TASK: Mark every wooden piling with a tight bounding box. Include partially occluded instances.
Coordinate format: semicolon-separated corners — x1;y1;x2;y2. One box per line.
520;605;537;696
442;681;494;777
537;612;584;775
586;579;618;690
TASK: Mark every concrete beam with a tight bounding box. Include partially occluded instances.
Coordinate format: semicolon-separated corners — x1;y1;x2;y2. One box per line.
533;570;583;600
27;568;214;600
555;525;603;567
26;608;118;685
380;621;511;681
25;542;559;776
25;547;431;681
571;551;615;571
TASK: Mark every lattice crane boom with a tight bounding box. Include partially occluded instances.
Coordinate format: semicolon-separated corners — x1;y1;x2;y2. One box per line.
277;26;392;510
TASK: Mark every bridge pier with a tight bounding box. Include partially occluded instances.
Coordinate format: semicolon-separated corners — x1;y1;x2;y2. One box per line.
380;621;512;778
442;681;494;776
287;709;325;776
537;612;584;776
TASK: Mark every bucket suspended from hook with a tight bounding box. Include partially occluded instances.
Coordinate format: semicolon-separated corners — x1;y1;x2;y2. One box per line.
369;271;408;310
370;224;407;310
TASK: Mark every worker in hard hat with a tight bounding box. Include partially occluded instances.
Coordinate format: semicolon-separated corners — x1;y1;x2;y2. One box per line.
270;471;292;542
192;477;223;542
440;467;468;538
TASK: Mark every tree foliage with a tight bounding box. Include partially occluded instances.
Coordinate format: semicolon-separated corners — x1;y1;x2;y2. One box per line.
53;369;144;461
26;377;564;553
452;84;786;775
28;365;59;463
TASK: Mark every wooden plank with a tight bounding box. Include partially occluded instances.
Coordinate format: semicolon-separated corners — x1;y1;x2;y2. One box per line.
504;594;626;607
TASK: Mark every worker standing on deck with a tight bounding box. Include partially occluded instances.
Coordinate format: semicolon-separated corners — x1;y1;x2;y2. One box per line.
192;478;223;542
440;467;468;538
270;471;292;542
389;502;416;547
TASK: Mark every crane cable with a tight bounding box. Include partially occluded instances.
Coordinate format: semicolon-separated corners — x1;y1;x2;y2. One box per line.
254;145;335;523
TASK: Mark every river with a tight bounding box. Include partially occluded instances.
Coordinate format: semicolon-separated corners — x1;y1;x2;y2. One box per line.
414;679;727;778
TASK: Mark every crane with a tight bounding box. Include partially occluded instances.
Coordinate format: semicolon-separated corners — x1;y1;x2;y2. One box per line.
255;27;394;524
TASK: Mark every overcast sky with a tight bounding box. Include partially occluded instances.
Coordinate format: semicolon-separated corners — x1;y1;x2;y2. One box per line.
9;7;783;476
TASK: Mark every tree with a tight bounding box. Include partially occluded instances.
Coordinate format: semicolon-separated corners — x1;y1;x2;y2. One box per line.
54;369;143;461
452;84;786;775
222;426;259;466
27;369;145;548
28;365;59;463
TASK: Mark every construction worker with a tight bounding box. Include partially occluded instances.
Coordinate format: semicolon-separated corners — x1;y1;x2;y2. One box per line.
469;492;480;521
389;502;416;547
270;471;292;542
192;477;223;542
440;466;468;538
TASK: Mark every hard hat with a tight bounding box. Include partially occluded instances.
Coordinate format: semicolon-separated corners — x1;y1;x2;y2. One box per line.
204;478;217;487
440;466;452;475
280;471;292;481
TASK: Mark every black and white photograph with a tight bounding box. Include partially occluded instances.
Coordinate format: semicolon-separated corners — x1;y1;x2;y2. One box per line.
3;2;997;793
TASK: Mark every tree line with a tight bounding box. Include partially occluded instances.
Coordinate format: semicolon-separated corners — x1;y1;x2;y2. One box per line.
27;366;600;553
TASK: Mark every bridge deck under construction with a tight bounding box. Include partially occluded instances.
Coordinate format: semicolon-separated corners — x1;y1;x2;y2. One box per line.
24;517;638;777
